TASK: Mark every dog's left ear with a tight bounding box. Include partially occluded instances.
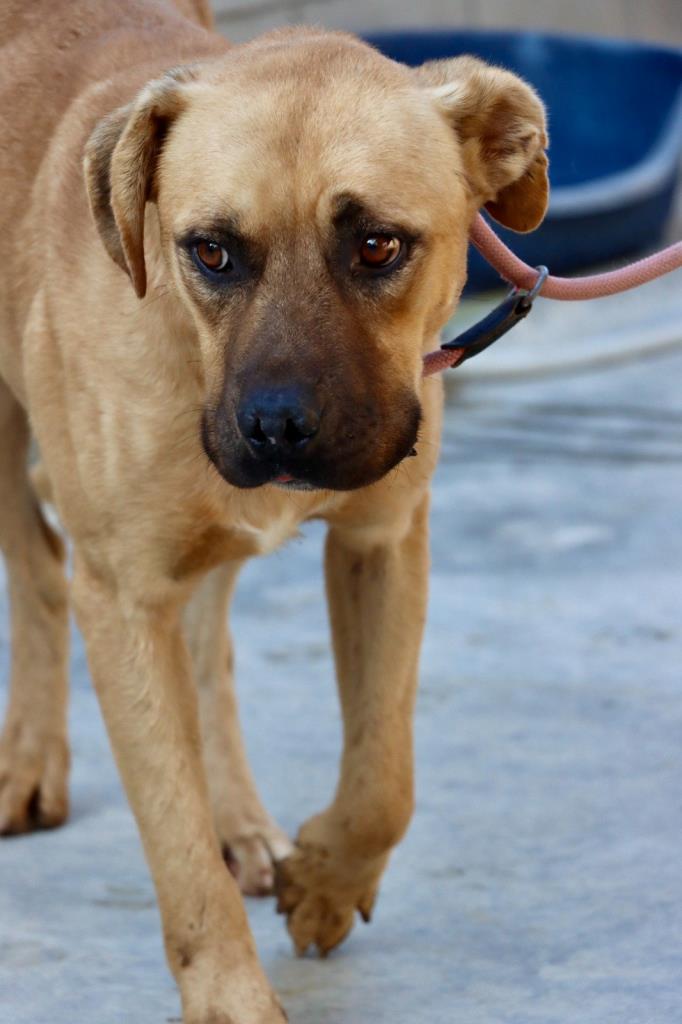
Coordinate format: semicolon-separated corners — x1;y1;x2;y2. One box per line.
415;56;549;232
84;66;196;298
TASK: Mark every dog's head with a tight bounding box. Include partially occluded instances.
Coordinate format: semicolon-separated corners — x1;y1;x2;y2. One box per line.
85;30;548;491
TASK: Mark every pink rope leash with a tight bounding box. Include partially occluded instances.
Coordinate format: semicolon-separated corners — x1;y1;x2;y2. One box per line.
423;214;682;377
470;214;682;300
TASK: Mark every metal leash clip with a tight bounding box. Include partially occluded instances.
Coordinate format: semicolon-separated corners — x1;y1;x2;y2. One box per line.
440;265;549;367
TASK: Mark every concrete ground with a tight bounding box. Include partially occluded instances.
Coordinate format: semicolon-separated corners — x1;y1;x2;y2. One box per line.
1;310;682;1022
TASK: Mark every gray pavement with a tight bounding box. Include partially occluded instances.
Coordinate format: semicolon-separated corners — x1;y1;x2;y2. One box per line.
1;334;682;1023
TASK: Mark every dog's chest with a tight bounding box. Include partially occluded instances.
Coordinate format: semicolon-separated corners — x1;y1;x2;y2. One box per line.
236;506;302;556
172;511;299;581
173;487;335;582
224;487;333;559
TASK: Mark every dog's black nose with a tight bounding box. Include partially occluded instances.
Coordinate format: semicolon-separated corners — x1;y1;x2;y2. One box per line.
237;387;321;457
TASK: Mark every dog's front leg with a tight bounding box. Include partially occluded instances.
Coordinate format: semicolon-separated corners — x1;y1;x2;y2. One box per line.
276;495;429;956
72;560;286;1024
184;562;293;895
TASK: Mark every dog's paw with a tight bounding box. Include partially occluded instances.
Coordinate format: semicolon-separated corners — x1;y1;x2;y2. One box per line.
0;723;69;835
186;1006;287;1024
181;959;288;1024
184;994;288;1023
274;817;385;957
221;822;293;897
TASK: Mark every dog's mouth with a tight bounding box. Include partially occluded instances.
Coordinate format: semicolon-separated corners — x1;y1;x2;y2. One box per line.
272;473;318;491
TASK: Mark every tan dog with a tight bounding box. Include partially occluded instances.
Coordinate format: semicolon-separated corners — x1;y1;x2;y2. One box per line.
0;2;548;1021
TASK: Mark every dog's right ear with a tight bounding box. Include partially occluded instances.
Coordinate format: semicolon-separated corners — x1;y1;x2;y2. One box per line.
83;67;196;299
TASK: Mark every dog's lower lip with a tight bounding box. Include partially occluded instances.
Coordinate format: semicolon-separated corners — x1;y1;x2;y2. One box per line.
272;473;318;492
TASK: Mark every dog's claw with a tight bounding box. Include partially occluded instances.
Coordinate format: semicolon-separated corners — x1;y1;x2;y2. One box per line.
358;890;376;923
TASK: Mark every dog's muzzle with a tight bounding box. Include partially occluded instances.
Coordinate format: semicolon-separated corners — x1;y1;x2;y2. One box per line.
202;379;421;492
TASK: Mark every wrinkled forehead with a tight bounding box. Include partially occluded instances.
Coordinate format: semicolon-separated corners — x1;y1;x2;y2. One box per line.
159;42;464;238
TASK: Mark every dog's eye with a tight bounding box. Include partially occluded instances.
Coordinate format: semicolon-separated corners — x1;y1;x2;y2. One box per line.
358;234;402;269
194;240;231;273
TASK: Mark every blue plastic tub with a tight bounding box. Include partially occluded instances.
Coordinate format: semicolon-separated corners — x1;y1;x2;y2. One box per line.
365;31;682;291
